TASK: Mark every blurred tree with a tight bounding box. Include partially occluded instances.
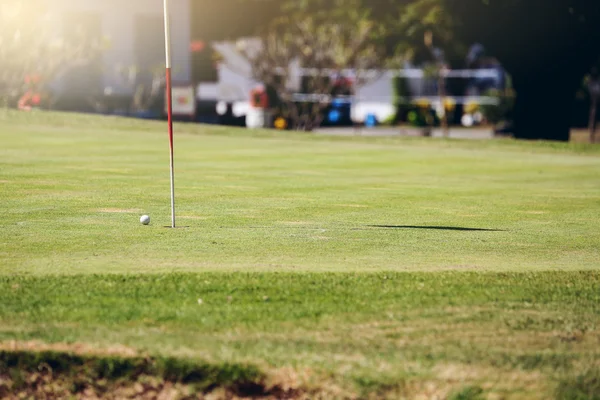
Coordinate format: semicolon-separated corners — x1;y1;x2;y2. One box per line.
279;0;465;63
392;0;464;64
0;0;102;109
372;0;467;131
587;65;599;143
114;65;166;115
191;0;282;82
444;0;600;141
233;0;400;131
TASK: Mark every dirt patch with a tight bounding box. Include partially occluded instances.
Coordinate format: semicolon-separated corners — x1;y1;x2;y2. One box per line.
0;370;318;400
0;374;193;400
312;236;331;240
97;208;143;214
0;346;320;400
222;185;258;190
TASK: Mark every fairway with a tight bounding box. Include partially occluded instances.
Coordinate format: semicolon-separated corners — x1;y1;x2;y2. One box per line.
1;110;599;399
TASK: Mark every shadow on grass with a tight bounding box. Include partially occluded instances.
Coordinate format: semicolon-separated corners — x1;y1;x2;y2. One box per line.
0;349;286;398
366;225;506;232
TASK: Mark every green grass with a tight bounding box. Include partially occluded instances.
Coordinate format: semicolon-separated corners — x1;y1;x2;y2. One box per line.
0;110;599;398
2;111;599;275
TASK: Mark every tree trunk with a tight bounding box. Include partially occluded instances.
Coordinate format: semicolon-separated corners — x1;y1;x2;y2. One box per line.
438;70;449;137
590;95;598;144
512;72;579;142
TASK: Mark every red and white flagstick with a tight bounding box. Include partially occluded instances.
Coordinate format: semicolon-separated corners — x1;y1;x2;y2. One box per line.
163;0;175;228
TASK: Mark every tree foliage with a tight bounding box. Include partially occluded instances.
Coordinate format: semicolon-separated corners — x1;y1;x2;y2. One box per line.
236;0;398;130
0;0;102;108
441;0;600;141
444;0;600;74
392;0;465;65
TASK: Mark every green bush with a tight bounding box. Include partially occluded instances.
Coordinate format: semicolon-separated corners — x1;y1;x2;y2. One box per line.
480;88;515;125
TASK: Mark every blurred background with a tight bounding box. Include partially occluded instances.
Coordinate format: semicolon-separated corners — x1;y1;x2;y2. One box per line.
0;0;598;142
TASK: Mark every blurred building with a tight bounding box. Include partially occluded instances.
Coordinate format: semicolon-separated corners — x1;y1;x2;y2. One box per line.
50;0;191;111
189;0;280;83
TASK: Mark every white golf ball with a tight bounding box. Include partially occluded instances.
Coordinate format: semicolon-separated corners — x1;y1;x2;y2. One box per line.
140;215;150;225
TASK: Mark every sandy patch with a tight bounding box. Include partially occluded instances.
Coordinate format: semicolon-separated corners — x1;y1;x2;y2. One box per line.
97;208;143;214
312;236;331;240
179;215;209;220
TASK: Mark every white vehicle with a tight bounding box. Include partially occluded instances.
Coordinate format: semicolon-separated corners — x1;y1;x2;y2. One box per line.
211;38;505;127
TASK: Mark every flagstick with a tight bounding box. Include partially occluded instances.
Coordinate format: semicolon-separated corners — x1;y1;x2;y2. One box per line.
163;0;175;228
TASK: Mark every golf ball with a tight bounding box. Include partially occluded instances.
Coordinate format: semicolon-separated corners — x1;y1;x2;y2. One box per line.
140;215;150;225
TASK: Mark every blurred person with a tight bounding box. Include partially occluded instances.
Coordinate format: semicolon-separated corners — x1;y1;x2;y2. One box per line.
18;74;44;111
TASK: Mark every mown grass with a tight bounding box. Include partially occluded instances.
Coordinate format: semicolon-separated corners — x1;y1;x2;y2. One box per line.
1;272;599;398
1;110;599;398
1;110;600;275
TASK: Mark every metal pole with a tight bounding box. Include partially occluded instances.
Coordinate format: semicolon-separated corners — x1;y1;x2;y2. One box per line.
163;0;175;228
